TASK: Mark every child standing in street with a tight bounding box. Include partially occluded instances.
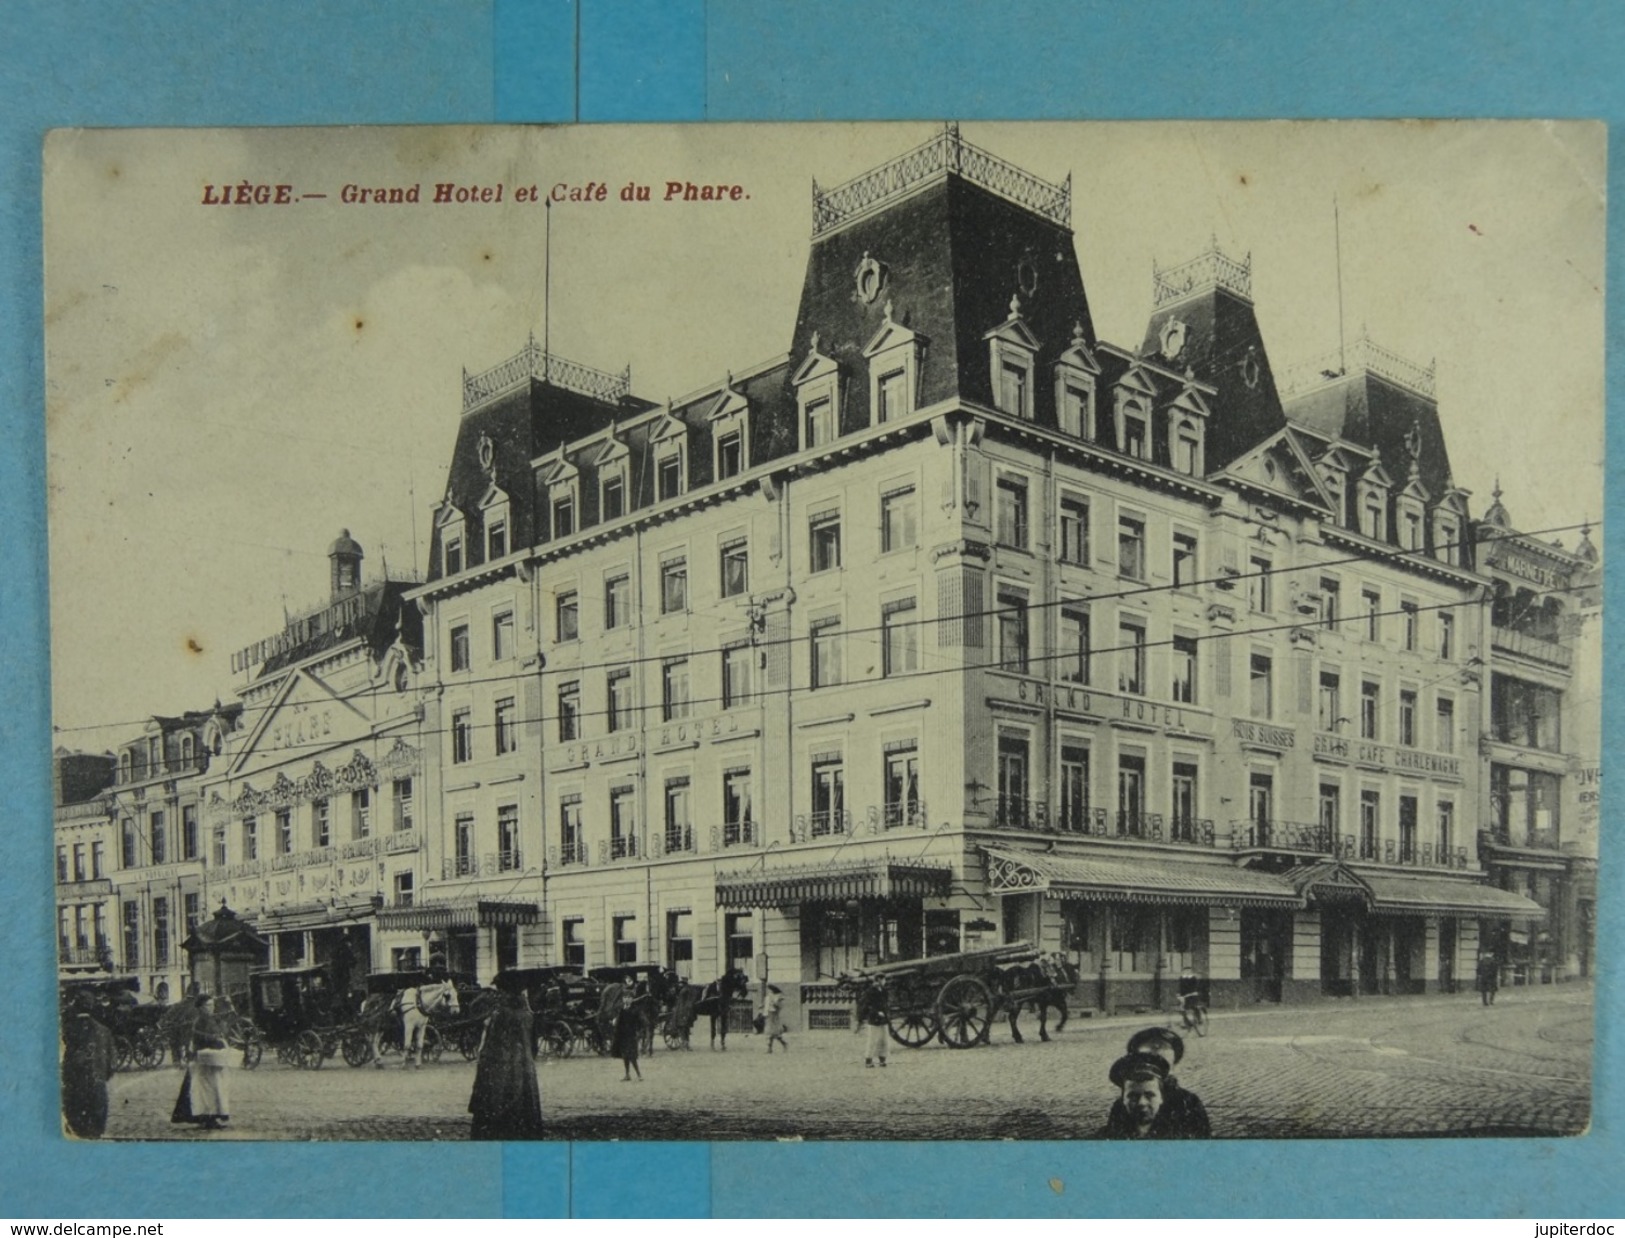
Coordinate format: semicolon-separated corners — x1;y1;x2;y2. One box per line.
855;980;889;1068
763;984;789;1053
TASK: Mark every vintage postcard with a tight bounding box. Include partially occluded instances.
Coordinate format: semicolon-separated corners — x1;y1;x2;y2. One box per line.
46;121;1602;1142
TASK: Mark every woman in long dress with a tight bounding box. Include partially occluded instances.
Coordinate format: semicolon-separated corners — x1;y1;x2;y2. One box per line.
468;991;544;1140
171;995;232;1132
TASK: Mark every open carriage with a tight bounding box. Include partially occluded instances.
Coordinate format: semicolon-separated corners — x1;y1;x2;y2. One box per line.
841;941;1059;1049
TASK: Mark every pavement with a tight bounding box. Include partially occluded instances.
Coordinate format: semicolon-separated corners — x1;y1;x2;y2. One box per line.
97;983;1592;1142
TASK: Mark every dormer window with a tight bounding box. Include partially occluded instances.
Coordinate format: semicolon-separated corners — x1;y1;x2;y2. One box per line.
1433;510;1461;566
984;295;1039;421
1121;403;1148;459
1362;497;1383;540
487;519;507;560
707;379;750;481
717;430;743;479
861;301;922;427
1174;420;1201;475
444;535;463;576
1401;509;1422;550
657;452;683;501
1323;473;1345;525
805;398;834;446
1053;324;1101;439
792;335;843;451
999;363;1030;418
602;474;625;520
1059;382;1092;437
876;370;907;422
552;492;575;538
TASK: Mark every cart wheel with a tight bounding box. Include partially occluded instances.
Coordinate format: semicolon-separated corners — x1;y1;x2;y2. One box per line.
134;1027;166;1070
276;1043;299;1067
296;1029;326;1069
458;1026;483;1061
342;1029;375;1067
239;1034;264;1070
421;1025;445;1063
113;1035;135;1071
887;1010;938;1049
662;1028;686;1051
934;974;995;1049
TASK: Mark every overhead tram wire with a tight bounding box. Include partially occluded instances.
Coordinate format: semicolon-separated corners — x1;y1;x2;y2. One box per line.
51;519;1592;737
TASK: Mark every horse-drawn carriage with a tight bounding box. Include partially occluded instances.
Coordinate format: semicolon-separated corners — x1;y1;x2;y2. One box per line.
494;965;600;1058
353;969;483;1065
248;964;366;1069
60;977;169;1070
840;941;1075;1049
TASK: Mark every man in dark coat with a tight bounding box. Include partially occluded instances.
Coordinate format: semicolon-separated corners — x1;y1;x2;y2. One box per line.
61;991;116;1138
468;990;544;1140
1477;953;1500;1005
1101;1026;1211;1138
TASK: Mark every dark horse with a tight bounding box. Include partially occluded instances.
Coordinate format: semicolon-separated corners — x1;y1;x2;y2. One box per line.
673;969;751;1050
996;954;1079;1044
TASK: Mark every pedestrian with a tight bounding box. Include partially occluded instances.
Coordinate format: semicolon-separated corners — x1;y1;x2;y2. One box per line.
468;990;544;1140
763;984;788;1054
1099;1052;1187;1139
855;981;889;1068
612;973;645;1082
1103;1027;1211;1137
1477;952;1500;1006
61;990;115;1139
171;995;232;1132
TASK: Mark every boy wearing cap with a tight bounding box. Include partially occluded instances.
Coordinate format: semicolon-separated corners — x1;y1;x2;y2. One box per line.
1102;1027;1211;1138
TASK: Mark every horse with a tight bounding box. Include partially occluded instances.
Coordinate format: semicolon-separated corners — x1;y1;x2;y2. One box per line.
997;954;1079;1044
672;969;751;1051
369;980;460;1067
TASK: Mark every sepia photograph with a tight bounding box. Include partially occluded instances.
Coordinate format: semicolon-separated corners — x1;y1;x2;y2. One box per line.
45;120;1602;1143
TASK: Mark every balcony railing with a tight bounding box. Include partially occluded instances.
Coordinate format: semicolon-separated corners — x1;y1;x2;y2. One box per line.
660;826;697;856
551;840;589;868
463;336;632;410
993;795;1049;831
605;835;640;862
58;944;115;968
879;800;929;830
1237;819;1338;853
715;819;757;849
791;810;852;842
1238;820;1471;870
1490;624;1573;668
1483;826;1562;852
992;799;1223;849
497;849;523;873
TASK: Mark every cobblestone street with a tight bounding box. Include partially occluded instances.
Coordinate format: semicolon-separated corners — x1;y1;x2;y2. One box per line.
100;984;1591;1142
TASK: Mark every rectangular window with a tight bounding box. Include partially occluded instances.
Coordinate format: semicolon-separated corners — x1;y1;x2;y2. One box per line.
720;539;749;596
275;809;292;856
1175;428;1200;475
1438;520;1460;565
661;557;688;614
1171;634;1198;704
996;476;1029;550
883;742;920;828
999;361;1028;417
562;918;586;968
1319;671;1342;732
657;455;682;501
152;897;170;966
557;591;579;642
393;871;414;907
1248;771;1273;827
70;843;85;882
351;789;371;840
494;697;518;755
667;910;695;980
883;597;919;677
444;536;463;576
492;610;514;661
664;778;694;854
150;810;167;864
1117;754;1146;835
1319;783;1340;838
1118;516;1146;580
122;902;140;969
1360;681;1380;740
610;786;638;859
607;670;633;733
183;892;200;938
1491;676;1564;751
717;431;743;480
181;804;199;861
1401;601;1419;651
601;475;625;520
1059;383;1090;436
121;818;138;869
1362;588;1381;641
614;916;639;965
1403;511;1422;551
498;804;520;871
558;681;581;742
56;846;68;883
722;643;753;708
605;575;630;629
1249;652;1273;719
1060;608;1090;684
488;519;507;560
394;778;414;832
996;588;1029;673
1172;532;1198;587
1363;497;1382;541
881;487;918;553
552;495;575;538
811;618;843;689
1248;556;1272;613
454;813;474;876
1118;620;1146;696
1399;795;1418;862
1438;612;1455;660
723;769;754;847
1436;697;1455;753
811;756;845;836
449;623;470;672
242;816;258;861
805;397;834;447
1399;689;1418;747
211;823;226;868
1122;409;1147;458
451;708;473;763
1171;762;1199;840
876;368;907;422
810;514;842;572
1320;577;1341;629
92;841;107;879
662;658;691;722
1060;744;1090;831
1060;497;1089;566
996;732;1029;825
559;797;583;866
1437;801;1455;859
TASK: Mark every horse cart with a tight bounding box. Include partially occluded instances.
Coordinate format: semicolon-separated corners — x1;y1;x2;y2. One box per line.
842;941;1058;1049
248;964;363;1069
61;977;169;1070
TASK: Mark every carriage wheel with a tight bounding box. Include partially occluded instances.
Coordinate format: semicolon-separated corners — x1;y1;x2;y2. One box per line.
934;974;995;1049
662;1027;686;1051
239;1034;265;1070
887;1009;938;1049
276;1042;299;1067
113;1035;135;1071
341;1029;375;1067
134;1027;166;1070
296;1029;326;1070
457;1026;483;1061
538;1024;573;1060
416;1025;444;1063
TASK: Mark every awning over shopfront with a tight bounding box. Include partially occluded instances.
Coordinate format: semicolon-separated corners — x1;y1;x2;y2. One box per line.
982;846;1300;908
254;896;381;934
1362;873;1548;919
376;898;541;933
714;858;954;909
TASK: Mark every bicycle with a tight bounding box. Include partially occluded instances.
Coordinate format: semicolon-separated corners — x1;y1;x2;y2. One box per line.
1179;995;1208;1038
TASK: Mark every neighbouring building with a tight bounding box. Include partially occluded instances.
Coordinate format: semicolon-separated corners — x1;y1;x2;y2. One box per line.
54;748;117;980
402;125;1561;1027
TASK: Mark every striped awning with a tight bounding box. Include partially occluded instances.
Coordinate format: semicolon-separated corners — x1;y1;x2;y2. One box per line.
1362;874;1548;919
982;846;1301;909
714;859;953;909
377;898;541;932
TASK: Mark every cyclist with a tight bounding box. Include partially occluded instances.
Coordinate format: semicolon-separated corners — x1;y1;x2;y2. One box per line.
1178;965;1207;1033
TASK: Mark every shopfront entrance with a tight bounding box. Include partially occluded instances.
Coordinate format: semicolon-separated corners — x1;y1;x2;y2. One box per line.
1240;908;1290;1003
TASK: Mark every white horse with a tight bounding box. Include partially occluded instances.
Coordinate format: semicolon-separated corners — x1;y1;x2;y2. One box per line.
371;981;459;1067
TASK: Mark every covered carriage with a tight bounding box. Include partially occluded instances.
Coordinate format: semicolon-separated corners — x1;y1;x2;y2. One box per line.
248;964;359;1069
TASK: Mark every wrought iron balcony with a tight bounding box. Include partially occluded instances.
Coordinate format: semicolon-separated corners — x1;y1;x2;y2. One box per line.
661;826;697;856
1237;819;1338;853
879;799;929;830
58;944;115;968
462;335;631;410
992;795;1049;831
550;840;589;868
446;855;479;879
716;819;757;849
497;848;523;873
606;835;640;862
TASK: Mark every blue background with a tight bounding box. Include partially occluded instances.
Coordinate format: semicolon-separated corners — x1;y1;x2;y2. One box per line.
1;0;1619;1218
